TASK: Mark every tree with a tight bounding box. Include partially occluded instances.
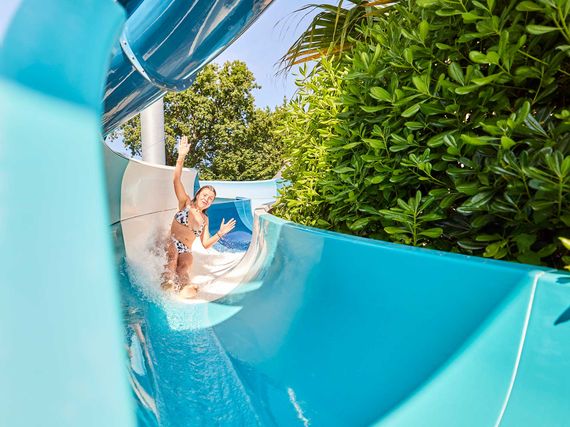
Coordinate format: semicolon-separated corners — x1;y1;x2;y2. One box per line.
116;61;284;180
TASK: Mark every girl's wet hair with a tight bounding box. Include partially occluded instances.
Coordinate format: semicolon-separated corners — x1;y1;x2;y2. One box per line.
192;185;217;214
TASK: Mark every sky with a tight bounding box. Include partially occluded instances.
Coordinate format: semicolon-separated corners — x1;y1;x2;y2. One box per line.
214;0;334;109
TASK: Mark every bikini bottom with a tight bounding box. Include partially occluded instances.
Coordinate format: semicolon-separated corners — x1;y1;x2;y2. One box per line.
172;236;192;254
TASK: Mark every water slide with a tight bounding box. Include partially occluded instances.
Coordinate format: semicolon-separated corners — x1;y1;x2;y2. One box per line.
2;1;570;426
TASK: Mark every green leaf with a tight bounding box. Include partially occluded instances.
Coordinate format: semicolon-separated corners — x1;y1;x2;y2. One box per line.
436;8;463;16
472;73;502;86
524;114;549;137
476;234;502;242
384;226;408;235
471;214;493;228
486;52;500;65
419;21;429;41
516;1;544;12
469;51;488;63
484;242;502;257
405;121;424;130
419;228;443;238
349;217;370;231
560;237;570;250
417;0;439;6
515;101;531;125
401;103;421;117
370;87;391;102
526;25;559;35
412;76;429;94
455;85;479;94
403;48;414;64
361;105;386;112
448;63;465;85
333;166;354;174
460;134;494;146
514;66;540;79
458;191;495;211
456;182;480;195
537;244;557;257
501;136;516;149
436;42;452;50
420;103;445;115
458;240;486;250
462;12;482;22
362;138;385;149
368;175;384;184
342;142;361;149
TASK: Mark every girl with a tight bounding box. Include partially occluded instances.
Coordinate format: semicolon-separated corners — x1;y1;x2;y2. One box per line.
161;135;236;297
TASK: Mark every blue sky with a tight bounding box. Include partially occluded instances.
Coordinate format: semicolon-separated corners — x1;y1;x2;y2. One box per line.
214;0;334;109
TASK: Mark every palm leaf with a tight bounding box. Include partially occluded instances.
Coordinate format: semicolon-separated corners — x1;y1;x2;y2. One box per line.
277;0;395;74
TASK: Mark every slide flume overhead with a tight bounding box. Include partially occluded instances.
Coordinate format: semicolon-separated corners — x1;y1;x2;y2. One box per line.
108;144;570;426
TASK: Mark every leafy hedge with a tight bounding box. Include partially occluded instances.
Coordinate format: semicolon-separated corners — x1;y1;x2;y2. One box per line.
273;0;570;268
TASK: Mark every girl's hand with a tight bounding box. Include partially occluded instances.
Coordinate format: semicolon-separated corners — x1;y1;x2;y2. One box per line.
218;218;236;236
178;135;192;158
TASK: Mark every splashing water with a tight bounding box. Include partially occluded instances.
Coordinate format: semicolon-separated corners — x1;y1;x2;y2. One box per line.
118;226;262;426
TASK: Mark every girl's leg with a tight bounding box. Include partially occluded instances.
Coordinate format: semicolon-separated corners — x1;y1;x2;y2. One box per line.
176;253;198;298
161;240;179;290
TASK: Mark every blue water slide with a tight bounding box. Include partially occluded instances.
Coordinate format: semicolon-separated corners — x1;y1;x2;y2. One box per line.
2;0;570;426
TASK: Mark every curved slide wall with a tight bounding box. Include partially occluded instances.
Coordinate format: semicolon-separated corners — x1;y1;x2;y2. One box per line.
108;145;570;426
0;2;135;426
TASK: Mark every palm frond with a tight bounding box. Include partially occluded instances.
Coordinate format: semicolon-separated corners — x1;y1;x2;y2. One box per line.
276;0;395;75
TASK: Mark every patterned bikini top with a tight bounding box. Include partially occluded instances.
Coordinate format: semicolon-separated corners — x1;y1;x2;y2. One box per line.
174;205;205;236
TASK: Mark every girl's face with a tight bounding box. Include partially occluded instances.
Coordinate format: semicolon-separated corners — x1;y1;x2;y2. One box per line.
196;188;215;210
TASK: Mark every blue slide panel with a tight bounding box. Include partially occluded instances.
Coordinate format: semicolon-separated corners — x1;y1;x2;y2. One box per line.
209;215;541;426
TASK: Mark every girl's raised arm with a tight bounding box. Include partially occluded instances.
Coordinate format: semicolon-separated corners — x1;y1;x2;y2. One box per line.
173;135;191;210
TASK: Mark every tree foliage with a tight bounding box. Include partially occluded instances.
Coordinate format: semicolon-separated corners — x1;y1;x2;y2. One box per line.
116;61;284;180
274;0;570;269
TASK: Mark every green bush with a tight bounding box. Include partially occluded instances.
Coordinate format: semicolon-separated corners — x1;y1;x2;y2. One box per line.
274;0;570;268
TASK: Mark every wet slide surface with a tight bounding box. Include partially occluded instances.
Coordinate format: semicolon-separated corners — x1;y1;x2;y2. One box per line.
113;188;570;426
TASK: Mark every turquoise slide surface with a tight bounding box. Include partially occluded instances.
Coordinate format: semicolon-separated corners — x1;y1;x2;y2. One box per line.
113;202;570;426
1;1;569;426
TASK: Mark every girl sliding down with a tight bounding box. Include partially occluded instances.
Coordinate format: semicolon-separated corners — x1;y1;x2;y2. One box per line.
161;135;236;298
